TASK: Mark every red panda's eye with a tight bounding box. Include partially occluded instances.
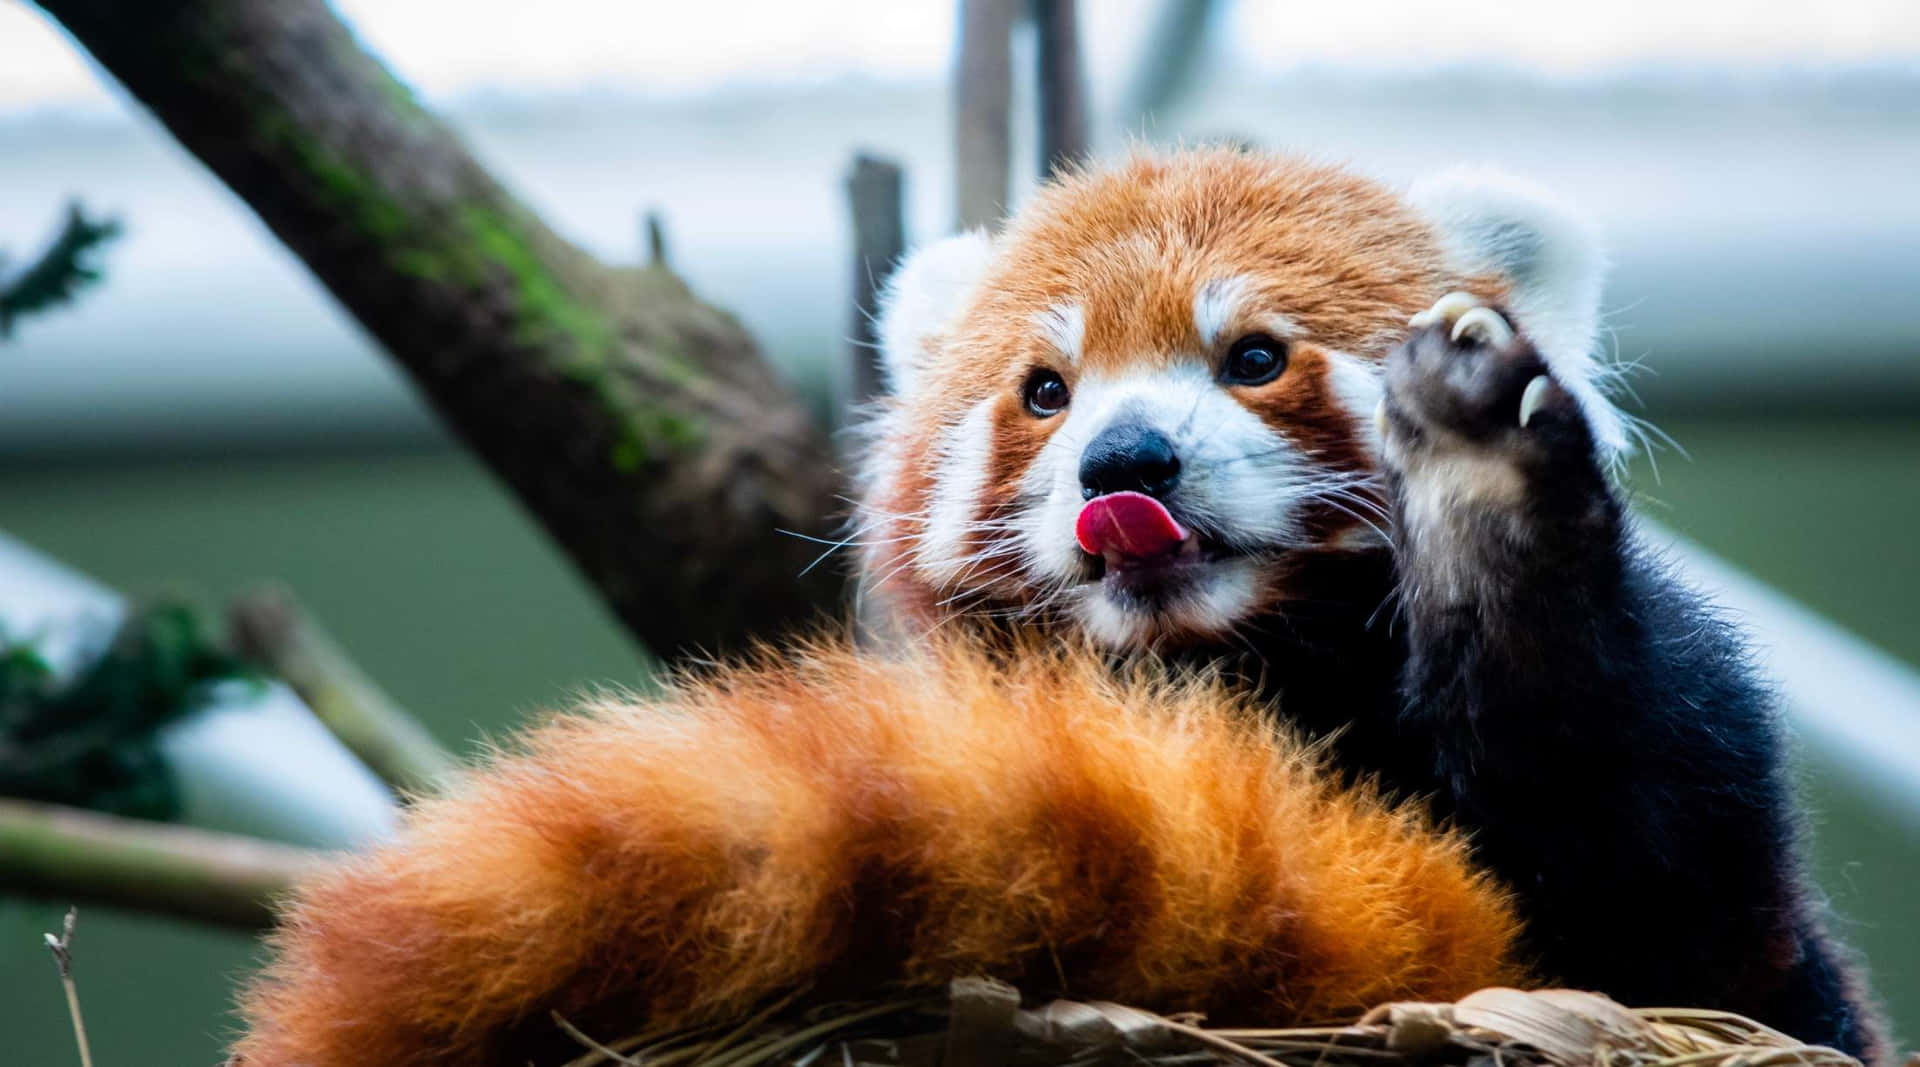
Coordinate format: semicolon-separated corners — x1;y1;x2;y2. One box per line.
1222;334;1288;386
1023;369;1071;417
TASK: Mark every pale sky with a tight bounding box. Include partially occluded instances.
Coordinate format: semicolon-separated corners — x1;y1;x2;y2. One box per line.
2;0;1918;113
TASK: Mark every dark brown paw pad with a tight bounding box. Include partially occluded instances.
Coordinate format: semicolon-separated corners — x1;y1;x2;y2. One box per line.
1379;292;1580;444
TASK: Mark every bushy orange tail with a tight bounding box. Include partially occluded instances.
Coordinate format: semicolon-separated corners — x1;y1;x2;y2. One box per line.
234;639;1528;1066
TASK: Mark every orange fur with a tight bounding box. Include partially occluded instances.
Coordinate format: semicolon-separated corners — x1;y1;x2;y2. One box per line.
235;639;1527;1065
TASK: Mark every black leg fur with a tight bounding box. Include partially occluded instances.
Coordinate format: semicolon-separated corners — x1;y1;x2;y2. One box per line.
1376;301;1887;1061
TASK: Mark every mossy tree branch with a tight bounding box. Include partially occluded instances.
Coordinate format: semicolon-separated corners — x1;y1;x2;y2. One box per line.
32;0;846;655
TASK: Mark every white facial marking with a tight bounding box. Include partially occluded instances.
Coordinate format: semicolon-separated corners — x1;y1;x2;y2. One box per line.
1314;351;1392;551
1195;276;1303;350
1324;350;1384;448
1031;303;1085;364
1192;276;1253;348
916;399;996;584
875;230;996;396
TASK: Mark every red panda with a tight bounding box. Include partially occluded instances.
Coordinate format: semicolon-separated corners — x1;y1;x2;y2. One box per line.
854;148;1883;1058
234;148;1885;1064
233;639;1525;1066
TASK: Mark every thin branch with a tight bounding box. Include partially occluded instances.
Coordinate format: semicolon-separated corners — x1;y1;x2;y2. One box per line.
43;908;94;1067
954;0;1015;230
843;152;906;416
228;585;455;797
1033;0;1090;177
0;798;324;930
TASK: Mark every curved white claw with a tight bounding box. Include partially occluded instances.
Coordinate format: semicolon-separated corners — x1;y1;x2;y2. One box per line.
1374;397;1389;441
1451;306;1515;348
1518;374;1554;428
1409;291;1480;329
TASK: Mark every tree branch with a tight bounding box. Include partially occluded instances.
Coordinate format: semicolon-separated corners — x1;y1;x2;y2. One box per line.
228;586;455;797
0;799;324;930
32;0;846;656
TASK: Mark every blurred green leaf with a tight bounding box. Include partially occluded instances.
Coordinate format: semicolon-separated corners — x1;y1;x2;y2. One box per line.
0;200;123;339
0;602;254;818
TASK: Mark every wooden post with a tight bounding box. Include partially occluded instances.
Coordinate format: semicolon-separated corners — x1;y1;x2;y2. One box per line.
845;153;907;415
954;0;1015;230
1034;0;1089;177
1122;0;1223;123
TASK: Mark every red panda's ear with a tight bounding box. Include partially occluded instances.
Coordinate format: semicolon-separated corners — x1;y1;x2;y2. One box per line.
877;230;997;396
1408;168;1626;454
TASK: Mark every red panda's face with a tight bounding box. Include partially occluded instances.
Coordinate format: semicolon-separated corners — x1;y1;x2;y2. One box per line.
859;150;1613;648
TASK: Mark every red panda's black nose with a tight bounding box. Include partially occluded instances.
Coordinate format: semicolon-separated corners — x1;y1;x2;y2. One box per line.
1080;422;1182;500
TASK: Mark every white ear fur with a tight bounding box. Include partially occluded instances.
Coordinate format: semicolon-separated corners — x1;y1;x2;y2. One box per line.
875;230;997;396
1407;168;1626;452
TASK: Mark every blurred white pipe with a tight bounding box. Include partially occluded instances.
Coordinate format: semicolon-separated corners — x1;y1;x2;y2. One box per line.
0;530;395;849
1652;525;1920;823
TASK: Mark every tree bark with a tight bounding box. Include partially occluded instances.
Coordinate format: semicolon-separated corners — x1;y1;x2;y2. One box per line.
0;799;322;930
954;0;1015;231
33;0;847;656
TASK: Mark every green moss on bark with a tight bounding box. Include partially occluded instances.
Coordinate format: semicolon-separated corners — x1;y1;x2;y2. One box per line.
245;114;708;465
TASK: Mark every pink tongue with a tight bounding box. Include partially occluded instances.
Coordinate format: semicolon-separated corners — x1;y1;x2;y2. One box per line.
1075;491;1190;558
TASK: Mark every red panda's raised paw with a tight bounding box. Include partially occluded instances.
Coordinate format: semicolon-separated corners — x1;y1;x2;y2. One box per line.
1378;293;1587;459
1375;293;1613;609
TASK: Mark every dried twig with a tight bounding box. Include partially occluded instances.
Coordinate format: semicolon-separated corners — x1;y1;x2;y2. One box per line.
43;907;94;1067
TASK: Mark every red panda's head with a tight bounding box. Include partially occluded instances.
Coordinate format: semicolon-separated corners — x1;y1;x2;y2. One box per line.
857;148;1617;647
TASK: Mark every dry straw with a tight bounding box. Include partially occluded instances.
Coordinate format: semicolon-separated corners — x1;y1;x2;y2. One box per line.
551;980;1863;1067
